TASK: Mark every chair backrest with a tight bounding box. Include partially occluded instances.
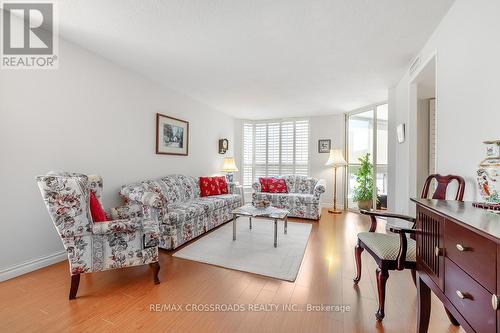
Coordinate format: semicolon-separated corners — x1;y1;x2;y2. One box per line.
279;175;318;194
421;174;465;201
36;172;93;238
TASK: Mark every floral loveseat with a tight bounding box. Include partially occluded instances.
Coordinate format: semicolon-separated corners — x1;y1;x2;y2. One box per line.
118;174;243;250
252;175;326;220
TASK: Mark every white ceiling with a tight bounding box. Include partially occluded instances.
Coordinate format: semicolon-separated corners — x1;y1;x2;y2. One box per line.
54;0;454;119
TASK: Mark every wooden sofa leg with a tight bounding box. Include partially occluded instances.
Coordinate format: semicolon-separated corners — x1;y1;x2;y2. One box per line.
353;244;364;284
375;267;389;321
69;274;80;300
150;262;160;285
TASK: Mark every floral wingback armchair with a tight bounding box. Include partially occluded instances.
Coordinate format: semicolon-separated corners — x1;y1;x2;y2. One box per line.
36;172;161;299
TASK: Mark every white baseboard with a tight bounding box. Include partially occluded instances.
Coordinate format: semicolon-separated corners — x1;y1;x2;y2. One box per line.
0;251;67;282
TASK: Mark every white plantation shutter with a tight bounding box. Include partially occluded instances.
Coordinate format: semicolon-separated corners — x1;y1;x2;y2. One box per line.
267;122;280;177
294;120;309;176
254;123;267;180
242;119;309;186
243;123;254;186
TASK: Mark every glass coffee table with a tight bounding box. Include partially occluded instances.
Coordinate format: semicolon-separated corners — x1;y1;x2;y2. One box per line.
231;204;289;248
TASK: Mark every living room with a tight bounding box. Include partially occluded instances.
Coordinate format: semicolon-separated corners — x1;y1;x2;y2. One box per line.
1;1;499;332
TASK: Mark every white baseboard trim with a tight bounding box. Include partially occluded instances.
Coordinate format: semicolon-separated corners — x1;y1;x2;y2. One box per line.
0;251;67;282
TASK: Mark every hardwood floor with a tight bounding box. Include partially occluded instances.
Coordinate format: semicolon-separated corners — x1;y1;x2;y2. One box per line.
0;209;464;332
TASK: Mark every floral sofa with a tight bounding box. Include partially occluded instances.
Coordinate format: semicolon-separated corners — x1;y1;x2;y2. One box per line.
252;175;326;220
118;174;243;250
36;172;161;298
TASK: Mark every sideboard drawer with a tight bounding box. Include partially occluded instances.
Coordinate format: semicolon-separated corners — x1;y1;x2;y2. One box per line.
444;219;496;292
445;258;496;333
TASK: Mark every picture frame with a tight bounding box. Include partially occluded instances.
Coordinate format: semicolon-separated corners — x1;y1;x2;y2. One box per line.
156;113;189;155
318;139;331;153
219;139;229;154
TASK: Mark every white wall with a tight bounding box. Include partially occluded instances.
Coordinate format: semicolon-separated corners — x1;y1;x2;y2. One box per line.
309;115;345;208
388;0;500;214
0;39;235;280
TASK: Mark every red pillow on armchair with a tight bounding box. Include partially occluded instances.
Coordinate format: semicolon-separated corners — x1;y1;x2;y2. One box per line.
268;178;288;193
200;177;222;197
89;191;109;222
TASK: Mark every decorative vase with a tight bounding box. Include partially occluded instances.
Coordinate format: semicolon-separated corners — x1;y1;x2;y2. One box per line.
477;140;500;204
357;200;373;210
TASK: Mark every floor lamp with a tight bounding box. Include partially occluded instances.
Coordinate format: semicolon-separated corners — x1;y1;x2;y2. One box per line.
325;149;347;214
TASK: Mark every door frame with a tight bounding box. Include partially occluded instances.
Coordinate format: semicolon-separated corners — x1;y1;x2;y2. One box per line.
344;102;388;211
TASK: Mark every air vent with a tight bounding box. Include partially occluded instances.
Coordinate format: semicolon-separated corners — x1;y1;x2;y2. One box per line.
409;55;421;76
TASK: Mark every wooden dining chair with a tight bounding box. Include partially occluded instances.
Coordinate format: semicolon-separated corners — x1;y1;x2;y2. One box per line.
353;174;465;321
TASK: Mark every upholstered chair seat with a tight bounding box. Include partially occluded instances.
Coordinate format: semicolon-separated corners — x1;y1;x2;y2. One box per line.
357;232;416;262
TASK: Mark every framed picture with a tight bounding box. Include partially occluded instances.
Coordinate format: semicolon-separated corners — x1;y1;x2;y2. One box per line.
318;139;331;153
156;113;189;155
219;139;229;154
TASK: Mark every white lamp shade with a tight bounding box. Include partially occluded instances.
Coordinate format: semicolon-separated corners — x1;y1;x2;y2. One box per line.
325;149;347;167
221;157;239;172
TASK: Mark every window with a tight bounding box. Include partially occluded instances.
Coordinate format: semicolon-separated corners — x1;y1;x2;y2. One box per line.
345;103;388;210
242;119;309;186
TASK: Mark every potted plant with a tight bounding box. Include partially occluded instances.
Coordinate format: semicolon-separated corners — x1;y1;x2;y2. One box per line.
352;153;375;210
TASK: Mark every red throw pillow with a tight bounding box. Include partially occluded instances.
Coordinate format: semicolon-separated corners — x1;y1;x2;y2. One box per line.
200;177;222;197
215;176;228;194
268;178;288;193
89;192;109;222
259;177;271;192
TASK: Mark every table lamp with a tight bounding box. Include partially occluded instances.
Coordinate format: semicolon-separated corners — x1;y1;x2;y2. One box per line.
221;157;238;182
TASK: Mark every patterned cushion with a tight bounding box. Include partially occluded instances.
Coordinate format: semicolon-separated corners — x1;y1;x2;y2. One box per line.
259;177;271;192
165;195;241;225
199;177;222;197
268;178;288;193
358;232;416;261
215;176;228;194
278;175;317;194
209;194;242;207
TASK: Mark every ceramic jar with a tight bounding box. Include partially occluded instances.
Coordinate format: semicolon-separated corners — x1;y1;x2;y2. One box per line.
477;140;500;203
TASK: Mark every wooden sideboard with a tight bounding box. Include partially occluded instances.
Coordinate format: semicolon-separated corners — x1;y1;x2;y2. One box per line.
413;198;500;333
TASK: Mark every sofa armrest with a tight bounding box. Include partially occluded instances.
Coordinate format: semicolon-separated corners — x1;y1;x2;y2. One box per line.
110;202;144;220
313;179;326;196
227;182;236;194
252;181;262;192
120;185;165;209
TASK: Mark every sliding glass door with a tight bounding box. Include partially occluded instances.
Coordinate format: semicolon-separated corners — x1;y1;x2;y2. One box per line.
345;103;388;211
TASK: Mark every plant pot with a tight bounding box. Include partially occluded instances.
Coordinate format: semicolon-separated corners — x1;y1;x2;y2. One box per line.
357;200;373;210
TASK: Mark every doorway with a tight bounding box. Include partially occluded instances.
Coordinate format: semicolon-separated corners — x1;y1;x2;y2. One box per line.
345;103;388;211
410;55;437;208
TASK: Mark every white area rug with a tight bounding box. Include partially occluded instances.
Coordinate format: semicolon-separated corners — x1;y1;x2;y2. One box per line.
173;218;312;281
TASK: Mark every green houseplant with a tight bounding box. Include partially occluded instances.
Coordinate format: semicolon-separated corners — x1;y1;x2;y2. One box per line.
352;153;375;210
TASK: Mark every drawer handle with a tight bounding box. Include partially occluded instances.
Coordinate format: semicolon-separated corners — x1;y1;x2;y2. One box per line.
456;244;467;251
434;247;442;257
456;290;468;300
493;295;500;310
